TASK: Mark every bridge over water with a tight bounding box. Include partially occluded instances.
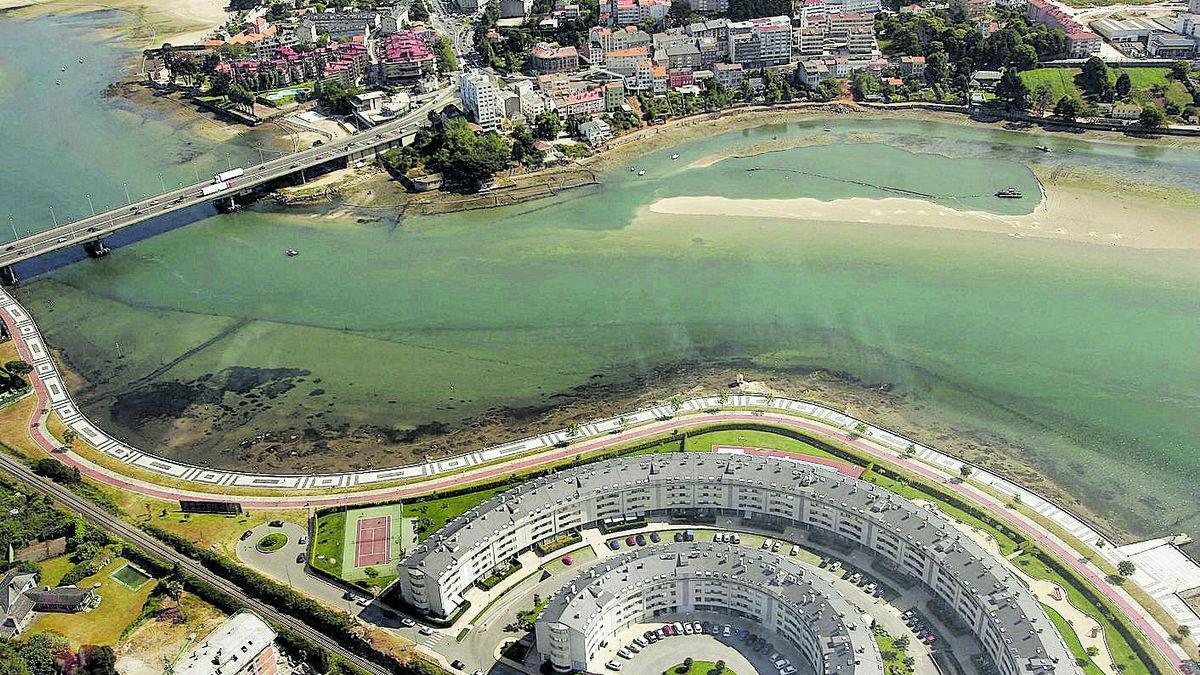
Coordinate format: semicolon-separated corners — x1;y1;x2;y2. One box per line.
0;87;459;283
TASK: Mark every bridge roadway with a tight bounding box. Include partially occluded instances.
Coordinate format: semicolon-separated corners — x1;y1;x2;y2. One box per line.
0;85;459;270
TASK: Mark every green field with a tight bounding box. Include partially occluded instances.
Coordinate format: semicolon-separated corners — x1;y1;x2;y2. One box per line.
256;532;287;553
407;485;510;542
310;503;411;591
663;661;740;675
1043;604;1104;675
1019;67;1192;112
33;557;155;648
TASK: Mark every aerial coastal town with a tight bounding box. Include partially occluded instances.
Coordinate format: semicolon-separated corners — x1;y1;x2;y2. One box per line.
0;0;1199;668
132;0;1200;192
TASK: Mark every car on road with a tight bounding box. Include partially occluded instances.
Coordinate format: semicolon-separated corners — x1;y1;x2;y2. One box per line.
296;552;306;564
268;520;284;527
240;530;253;541
87;226;98;232
401;617;416;627
450;659;465;670
4;245;13;251
418;626;434;636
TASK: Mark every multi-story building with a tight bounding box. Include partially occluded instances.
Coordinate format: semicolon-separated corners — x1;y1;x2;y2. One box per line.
459;70;501;131
400;454;1078;675
797;0;827;29
603;79;626;110
951;0;991;19
536;543;882;674
665;41;702;71
685;18;730;51
685;0;729;12
531;42;581;73
587;26;652;61
554;86;605;116
797;58;830;84
1026;0;1102;57
377;31;437;84
827;10;874;37
713;61;744;89
1147;31;1197;57
609;0;671;28
578;118;613;146
605;45;652;75
176;613;278;675
500;0;534;17
728;15;793;68
846;26;877;53
896;54;926;78
299;9;380;40
217;41;370;90
798;27;827;56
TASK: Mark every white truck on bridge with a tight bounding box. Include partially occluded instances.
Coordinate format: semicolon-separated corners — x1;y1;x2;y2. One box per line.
214;168;244;183
201;182;228;196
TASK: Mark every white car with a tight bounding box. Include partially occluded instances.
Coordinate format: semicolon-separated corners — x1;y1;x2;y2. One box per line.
723;625;732;637
682;623;693;635
606;660;622;671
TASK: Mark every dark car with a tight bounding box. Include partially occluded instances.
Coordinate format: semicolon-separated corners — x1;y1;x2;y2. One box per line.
650;532;661;543
625;535;636;546
296;552;306;564
673;532;683;542
609;540;621;550
269;520;285;527
450;660;465;670
240;530;252;541
635;534;646;546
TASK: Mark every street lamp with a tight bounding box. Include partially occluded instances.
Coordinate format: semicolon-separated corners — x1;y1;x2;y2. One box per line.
122;182;132;205
85;193;96;216
225;152;233;172
49;205;58;229
8;216;17;241
158;172;167;194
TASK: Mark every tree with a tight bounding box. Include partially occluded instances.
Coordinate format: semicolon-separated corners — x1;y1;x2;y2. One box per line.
482;0;500;27
995;69;1030;109
434;119;511;187
1138;105;1166;130
1115;71;1132;99
713;660;727;674
1117;560;1136;577
959;465;972;480
534;110;562;140
668;1;701;26
433;36;458;74
566;422;581;438
1030;83;1053;115
21;632;70;675
894;634;910;651
669;396;683;413
1080;56;1110;96
1169;60;1189;81
410;0;430;20
925;50;949;86
678;657;694;673
510;124;544;167
0;641;30;675
1054;95;1083;121
4;360;32;375
81;645;118;675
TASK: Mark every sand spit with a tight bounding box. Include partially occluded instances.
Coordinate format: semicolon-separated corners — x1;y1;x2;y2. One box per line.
647;187;1200;250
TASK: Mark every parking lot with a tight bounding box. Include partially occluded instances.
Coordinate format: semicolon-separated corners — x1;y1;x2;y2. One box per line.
597;613;807;674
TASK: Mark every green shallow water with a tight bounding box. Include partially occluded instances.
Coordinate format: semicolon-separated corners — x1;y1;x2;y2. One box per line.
16;120;1200;543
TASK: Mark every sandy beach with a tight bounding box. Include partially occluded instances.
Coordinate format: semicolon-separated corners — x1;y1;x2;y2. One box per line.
0;0;227;45
647;182;1200;250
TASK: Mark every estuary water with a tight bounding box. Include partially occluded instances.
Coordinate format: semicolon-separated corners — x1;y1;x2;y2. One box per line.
3;12;1200;543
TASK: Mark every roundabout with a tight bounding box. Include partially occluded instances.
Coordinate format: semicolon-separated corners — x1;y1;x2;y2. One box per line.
256;532;288;553
665;660;739;675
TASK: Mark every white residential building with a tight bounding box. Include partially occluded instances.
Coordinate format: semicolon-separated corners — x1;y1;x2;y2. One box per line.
459;70;501;131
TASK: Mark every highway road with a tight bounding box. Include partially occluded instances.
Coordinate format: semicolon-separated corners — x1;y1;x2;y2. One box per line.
0;86;460;270
0;450;396;675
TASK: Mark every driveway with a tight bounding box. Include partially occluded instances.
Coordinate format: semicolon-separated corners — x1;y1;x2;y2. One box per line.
236;521;364;616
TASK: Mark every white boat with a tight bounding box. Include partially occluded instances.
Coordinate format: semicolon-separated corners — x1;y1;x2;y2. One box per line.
671;154;679;160
285;248;299;257
55;80;62;86
823;126;832;132
61;65;67;72
1035;145;1053;153
637;169;646;176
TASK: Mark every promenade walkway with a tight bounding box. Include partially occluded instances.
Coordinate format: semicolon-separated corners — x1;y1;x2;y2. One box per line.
0;286;1190;671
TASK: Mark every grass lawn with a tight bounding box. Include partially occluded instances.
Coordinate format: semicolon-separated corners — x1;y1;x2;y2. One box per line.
1020;68;1082;104
1043;604;1104;675
256;532;287;553
662;661;739;675
33;557;155;648
39;554;76;586
407;485;510;542
875;630;914;675
540;544;597;574
311;510;346;578
1020;66;1191;114
1014;553;1149;675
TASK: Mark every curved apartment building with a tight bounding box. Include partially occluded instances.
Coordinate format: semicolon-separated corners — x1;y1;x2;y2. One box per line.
534;541;883;674
400;453;1076;675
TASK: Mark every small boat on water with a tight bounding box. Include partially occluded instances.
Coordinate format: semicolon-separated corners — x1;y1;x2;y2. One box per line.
995;188;1022;199
55;80;62;86
285;248;299;257
61;65;67;72
671;153;679;160
629;167;635;172
78;57;85;63
824;126;832;132
637;169;646;176
1035;145;1053;153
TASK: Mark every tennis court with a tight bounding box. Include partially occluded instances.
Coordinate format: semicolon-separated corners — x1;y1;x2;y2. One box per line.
333;503;411;583
354;515;392;567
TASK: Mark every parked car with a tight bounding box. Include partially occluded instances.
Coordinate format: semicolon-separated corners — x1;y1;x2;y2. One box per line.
790;545;799;556
635;534;646;546
296;552;306;564
610;540;621;550
723;624;732;637
268;520;285;527
450;660;464;670
240;530;253;541
625;536;636;546
616;649;630;659
605;660;622;671
762;539;773;550
650;532;661;543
